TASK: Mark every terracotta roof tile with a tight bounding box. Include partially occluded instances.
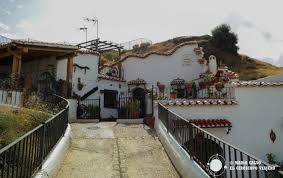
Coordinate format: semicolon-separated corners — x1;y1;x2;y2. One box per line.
158;99;238;106
128;78;146;85
231;81;283;87
171;78;185;85
97;74;125;82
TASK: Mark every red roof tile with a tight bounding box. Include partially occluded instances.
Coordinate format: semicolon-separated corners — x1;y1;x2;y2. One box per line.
189;119;231;128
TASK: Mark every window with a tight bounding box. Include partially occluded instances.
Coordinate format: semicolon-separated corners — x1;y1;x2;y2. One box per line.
104;90;118;108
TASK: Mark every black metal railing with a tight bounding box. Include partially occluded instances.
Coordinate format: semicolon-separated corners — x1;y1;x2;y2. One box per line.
77;98;101;120
118;96;134;119
158;103;280;178
0;95;69;178
193;86;235;99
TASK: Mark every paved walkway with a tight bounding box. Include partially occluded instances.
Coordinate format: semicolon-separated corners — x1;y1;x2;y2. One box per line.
55;122;180;178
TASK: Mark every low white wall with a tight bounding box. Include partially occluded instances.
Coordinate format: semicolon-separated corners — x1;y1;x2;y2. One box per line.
67;99;77;122
0;90;22;106
155;118;209;178
165;87;283;162
33;124;71;178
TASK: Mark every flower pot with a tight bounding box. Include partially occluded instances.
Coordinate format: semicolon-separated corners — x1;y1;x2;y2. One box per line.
77;83;84;91
158;84;165;93
170;92;177;99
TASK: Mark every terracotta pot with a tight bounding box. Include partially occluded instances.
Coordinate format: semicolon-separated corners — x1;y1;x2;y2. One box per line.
170;92;177;99
77;83;84;91
158;84;165;92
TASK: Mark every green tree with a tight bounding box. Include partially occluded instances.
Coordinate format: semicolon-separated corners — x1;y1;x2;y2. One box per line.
211;24;239;54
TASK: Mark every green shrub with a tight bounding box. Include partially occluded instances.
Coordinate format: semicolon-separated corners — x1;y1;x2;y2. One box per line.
0;106;50;148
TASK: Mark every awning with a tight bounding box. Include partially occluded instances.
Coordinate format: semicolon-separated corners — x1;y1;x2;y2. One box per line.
189;119;232;128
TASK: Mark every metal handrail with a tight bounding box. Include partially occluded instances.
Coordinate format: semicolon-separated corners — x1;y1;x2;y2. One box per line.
158;103;280;177
162;103;275;167
0;94;69;178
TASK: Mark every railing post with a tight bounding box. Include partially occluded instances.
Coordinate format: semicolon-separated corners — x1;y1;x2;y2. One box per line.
98;97;101;120
39;122;46;168
166;108;169;133
188;123;194;159
151;85;154;116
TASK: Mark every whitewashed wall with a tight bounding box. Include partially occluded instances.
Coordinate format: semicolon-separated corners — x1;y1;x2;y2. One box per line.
67;53;127;119
71;54;99;96
87;79;126;119
56;59;67;81
122;44;204;87
165;87;283;162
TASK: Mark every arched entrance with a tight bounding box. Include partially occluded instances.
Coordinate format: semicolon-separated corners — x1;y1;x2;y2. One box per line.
132;88;146;117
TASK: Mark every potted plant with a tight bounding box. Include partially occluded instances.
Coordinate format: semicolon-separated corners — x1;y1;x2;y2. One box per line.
215;82;224;92
158;84;165;93
170;91;177;99
185;81;193;89
77;83;84;91
199;81;206;89
128;100;140;119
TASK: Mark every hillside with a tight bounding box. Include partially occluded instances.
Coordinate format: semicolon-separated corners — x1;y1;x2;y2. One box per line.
118;35;283;81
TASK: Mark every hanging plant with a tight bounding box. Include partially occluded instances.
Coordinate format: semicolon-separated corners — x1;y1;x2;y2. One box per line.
198;58;205;64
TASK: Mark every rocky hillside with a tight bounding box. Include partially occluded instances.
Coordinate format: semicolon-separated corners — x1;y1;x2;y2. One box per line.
122;35;283;80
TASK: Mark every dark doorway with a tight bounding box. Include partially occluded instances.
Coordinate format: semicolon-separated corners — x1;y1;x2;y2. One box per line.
132;88;146;117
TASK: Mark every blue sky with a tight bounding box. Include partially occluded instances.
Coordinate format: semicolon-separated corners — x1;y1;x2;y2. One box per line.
1;0;283;66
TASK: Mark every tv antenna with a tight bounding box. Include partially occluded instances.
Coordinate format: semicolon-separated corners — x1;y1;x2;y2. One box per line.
78;26;88;42
84;17;99;39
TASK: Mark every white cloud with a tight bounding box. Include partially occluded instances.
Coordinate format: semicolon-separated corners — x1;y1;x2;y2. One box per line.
11;0;283;65
17;5;23;9
4;10;11;15
0;22;10;31
9;0;15;2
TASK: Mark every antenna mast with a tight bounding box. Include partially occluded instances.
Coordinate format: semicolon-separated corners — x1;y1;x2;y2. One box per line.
84;17;99;39
78;27;88;42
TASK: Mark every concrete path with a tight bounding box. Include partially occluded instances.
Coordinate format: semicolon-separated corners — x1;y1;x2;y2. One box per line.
55;122;180;178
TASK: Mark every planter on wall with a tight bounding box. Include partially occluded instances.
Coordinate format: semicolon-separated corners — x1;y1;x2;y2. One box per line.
170;92;177;99
158;84;165;93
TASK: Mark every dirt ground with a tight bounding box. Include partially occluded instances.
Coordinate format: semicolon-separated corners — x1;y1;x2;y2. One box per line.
55;122;180;178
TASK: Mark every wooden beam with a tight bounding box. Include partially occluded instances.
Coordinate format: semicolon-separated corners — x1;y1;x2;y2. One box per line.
0;52;12;59
56;52;77;60
64;56;74;97
24;46;76;53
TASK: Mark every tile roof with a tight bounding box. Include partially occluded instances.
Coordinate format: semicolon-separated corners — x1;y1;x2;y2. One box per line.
108;41;199;67
231;81;283;87
171;119;232;128
128;78;146;85
157;99;238;106
77;50;100;55
189;119;232;128
0;39;78;50
97;74;126;82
